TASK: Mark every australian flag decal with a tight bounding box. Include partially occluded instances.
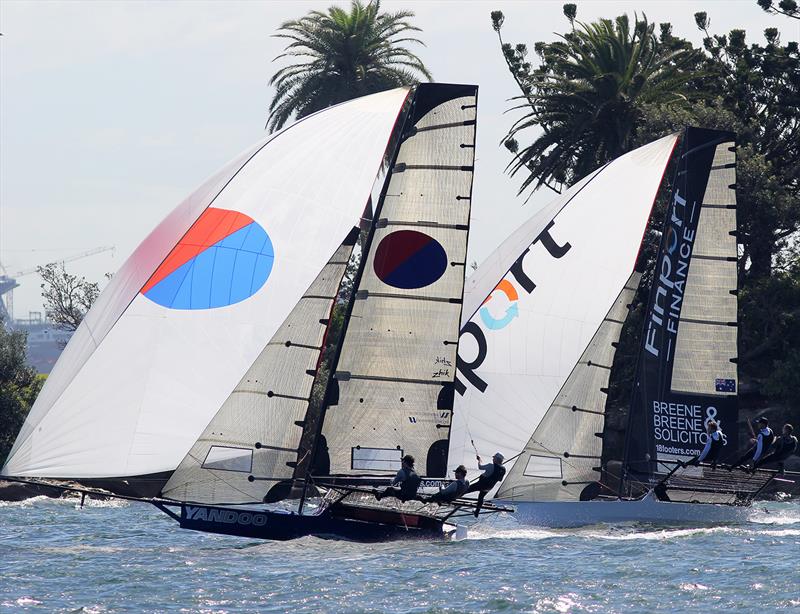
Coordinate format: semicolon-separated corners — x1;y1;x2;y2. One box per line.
715;378;736;393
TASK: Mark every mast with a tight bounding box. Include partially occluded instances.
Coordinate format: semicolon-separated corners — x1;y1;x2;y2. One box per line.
294;92;416;513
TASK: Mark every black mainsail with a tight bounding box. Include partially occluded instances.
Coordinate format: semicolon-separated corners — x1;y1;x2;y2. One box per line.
624;127;739;479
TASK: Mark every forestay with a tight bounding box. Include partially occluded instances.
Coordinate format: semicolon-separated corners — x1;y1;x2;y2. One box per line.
496;272;640;502
450;135;678;476
3;88;410;480
321;84;479;478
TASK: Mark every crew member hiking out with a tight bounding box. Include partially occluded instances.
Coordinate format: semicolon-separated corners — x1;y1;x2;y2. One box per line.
428;465;470;504
690;420;725;468
730;417;775;472
754;424;797;473
374;455;421;502
465;452;506;517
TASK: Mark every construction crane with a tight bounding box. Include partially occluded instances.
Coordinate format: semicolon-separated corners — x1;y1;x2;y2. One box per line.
0;246;115;324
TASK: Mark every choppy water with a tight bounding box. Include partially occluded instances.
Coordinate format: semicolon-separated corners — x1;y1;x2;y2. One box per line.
1;497;799;613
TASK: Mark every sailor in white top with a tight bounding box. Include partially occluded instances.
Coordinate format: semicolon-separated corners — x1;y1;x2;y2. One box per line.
730;417;775;471
693;420;725;467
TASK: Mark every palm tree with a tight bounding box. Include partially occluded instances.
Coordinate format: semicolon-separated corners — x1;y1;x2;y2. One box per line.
266;0;432;133
496;12;700;194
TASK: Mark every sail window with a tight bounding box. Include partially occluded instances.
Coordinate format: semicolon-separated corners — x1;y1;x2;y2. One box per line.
522;455;562;479
351;447;403;471
201;446;253;473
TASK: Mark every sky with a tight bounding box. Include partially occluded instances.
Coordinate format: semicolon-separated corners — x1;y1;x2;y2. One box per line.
0;0;797;318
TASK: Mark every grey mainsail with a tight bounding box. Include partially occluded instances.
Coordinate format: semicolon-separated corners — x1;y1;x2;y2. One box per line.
319;84;478;478
161;232;358;504
496;273;640;501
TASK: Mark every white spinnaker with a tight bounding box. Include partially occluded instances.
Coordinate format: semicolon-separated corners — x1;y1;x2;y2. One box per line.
450;134;678;476
3;87;410;479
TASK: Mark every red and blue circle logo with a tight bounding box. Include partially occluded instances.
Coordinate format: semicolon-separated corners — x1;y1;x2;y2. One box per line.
141;207;274;310
373;230;447;289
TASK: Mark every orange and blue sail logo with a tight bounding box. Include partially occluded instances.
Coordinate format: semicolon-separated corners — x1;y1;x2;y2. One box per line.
479;279;519;330
141;207;274;310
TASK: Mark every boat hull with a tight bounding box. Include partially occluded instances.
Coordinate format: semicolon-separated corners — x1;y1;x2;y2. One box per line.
498;493;753;528
175;503;453;542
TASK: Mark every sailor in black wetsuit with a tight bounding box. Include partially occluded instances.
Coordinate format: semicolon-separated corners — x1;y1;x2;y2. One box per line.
465;452;506;517
730;417;775;471
428;465;470;504
755;423;797;473
691;420;725;468
375;454;421;502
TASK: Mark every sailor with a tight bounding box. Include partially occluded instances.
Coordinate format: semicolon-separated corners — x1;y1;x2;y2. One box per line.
754;424;797;472
428;465;470;504
730;417;775;471
375;454;421;502
690;420;724;467
465;452;506;517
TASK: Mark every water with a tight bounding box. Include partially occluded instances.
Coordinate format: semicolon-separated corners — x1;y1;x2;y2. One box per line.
1;497;799;613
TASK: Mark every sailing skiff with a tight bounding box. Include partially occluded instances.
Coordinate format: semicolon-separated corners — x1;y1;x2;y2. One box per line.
456;127;787;526
3;83;513;541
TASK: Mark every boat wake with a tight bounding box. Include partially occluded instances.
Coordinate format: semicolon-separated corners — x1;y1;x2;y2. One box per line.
748;504;800;525
462;503;800;542
0;495;129;509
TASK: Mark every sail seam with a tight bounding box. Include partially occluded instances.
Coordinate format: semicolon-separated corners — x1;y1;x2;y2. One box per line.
355;291;461;304
379;220;469;231
336;373;452;386
691;254;737;262
553;403;604;416
393;164;474;172
411;120;476;133
231;389;308;401
679;317;737;327
584;361;612;370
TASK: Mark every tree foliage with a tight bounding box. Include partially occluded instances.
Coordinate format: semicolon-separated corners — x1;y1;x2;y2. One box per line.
493;5;800;409
266;0;431;133
38;263;100;332
757;0;800;19
0;323;42;467
492;8;701;194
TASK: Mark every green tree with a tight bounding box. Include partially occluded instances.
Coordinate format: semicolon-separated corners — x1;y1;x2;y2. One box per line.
644;16;800;387
492;6;701;195
266;0;431;133
757;0;800;19
693;13;800;282
493;5;800;414
38;263;101;333
0;323;42;467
